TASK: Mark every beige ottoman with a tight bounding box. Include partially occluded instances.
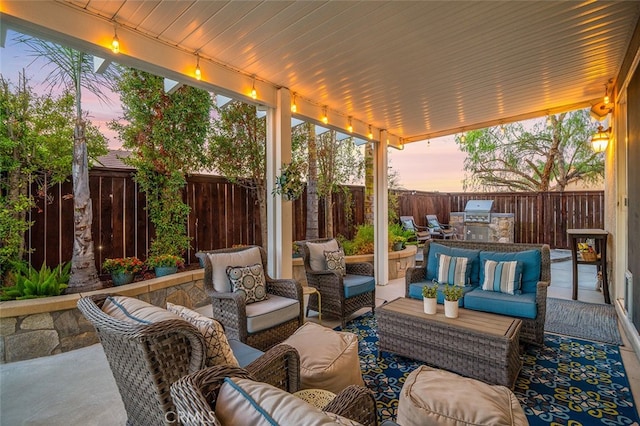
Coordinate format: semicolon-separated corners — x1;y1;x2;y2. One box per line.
282;322;364;394
397;366;528;426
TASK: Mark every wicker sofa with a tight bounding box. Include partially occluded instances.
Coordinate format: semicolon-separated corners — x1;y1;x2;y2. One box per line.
405;240;551;346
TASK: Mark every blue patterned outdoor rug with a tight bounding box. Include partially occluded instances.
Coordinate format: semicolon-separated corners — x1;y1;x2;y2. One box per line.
338;312;640;425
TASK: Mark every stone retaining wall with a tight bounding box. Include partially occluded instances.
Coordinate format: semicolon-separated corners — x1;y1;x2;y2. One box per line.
0;247;416;364
0;270;208;364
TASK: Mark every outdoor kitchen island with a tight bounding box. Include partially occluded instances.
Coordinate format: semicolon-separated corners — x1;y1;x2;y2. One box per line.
377;297;523;388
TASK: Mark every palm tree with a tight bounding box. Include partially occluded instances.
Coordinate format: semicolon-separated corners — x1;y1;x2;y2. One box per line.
18;35;118;292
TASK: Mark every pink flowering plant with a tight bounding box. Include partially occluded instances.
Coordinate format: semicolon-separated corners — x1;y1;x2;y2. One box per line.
102;257;145;275
146;254;185;269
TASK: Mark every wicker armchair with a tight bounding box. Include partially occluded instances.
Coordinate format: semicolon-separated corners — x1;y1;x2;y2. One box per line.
171;365;378;426
77;294;301;426
297;238;376;328
201;245;304;351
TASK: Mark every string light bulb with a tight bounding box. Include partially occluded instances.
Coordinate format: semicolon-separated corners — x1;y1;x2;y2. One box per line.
347;117;353;133
322;106;328;125
194;55;201;81
546;114;552;126
460;133;466;143
603;84;610;105
291;93;297;113
250;77;257;100
368;125;373;140
111;27;120;54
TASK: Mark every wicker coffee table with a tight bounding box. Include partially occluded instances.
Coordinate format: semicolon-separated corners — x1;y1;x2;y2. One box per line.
377;297;522;388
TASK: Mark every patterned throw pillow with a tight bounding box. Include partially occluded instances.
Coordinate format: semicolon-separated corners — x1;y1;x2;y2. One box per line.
482;260;522;295
324;249;346;276
166;302;239;368
226;263;268;304
437;254;470;286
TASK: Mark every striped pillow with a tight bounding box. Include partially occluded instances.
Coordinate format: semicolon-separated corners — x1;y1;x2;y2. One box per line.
437;254;470;287
482;260;522;295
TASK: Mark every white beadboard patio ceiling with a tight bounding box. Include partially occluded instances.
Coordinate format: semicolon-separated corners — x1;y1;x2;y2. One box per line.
2;1;639;145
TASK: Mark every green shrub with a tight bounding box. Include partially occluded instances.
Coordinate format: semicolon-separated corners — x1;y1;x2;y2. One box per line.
338;224;375;255
0;262;70;300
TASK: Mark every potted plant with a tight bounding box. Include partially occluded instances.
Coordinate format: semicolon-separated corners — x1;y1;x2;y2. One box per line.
272;160;306;201
391;235;408;251
442;284;464;318
103;257;144;286
146;254;185;277
421;281;438;314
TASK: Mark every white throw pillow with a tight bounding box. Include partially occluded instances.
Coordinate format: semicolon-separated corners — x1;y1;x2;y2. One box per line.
206;247;262;292
307;240;339;271
166;303;239;367
102;295;181;324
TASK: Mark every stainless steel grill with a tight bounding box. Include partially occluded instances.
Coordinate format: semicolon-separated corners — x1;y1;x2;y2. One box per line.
464;200;494;241
463;200;494;223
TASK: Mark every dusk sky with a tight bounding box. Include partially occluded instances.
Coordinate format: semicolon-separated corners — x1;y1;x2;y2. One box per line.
1;29;467;192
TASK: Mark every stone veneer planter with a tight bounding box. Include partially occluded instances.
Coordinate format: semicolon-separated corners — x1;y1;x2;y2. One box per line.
0;269;209;364
292;245;417;286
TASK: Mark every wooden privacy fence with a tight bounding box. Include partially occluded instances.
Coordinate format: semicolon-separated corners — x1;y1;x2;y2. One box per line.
24;168;604;272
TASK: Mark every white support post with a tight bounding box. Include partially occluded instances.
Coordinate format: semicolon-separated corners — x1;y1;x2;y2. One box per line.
266;89;293;278
374;131;389;285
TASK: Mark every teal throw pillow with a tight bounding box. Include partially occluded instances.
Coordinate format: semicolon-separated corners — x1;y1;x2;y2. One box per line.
437;254;471;286
481;260;522;295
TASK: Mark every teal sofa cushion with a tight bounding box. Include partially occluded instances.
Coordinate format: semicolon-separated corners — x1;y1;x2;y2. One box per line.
479;249;541;294
343;274;375;298
228;338;264;367
408;282;475;307
463;288;537;319
426;243;481;285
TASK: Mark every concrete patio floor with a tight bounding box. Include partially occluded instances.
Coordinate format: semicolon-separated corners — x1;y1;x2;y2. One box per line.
1;251;638;425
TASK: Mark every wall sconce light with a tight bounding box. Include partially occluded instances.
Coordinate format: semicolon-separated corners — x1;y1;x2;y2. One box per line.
347;116;353;133
368;125;373;140
591;125;610;153
322;106;328;124
291;93;297;113
250;77;257;100
194;55;202;81
111;27;120;54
